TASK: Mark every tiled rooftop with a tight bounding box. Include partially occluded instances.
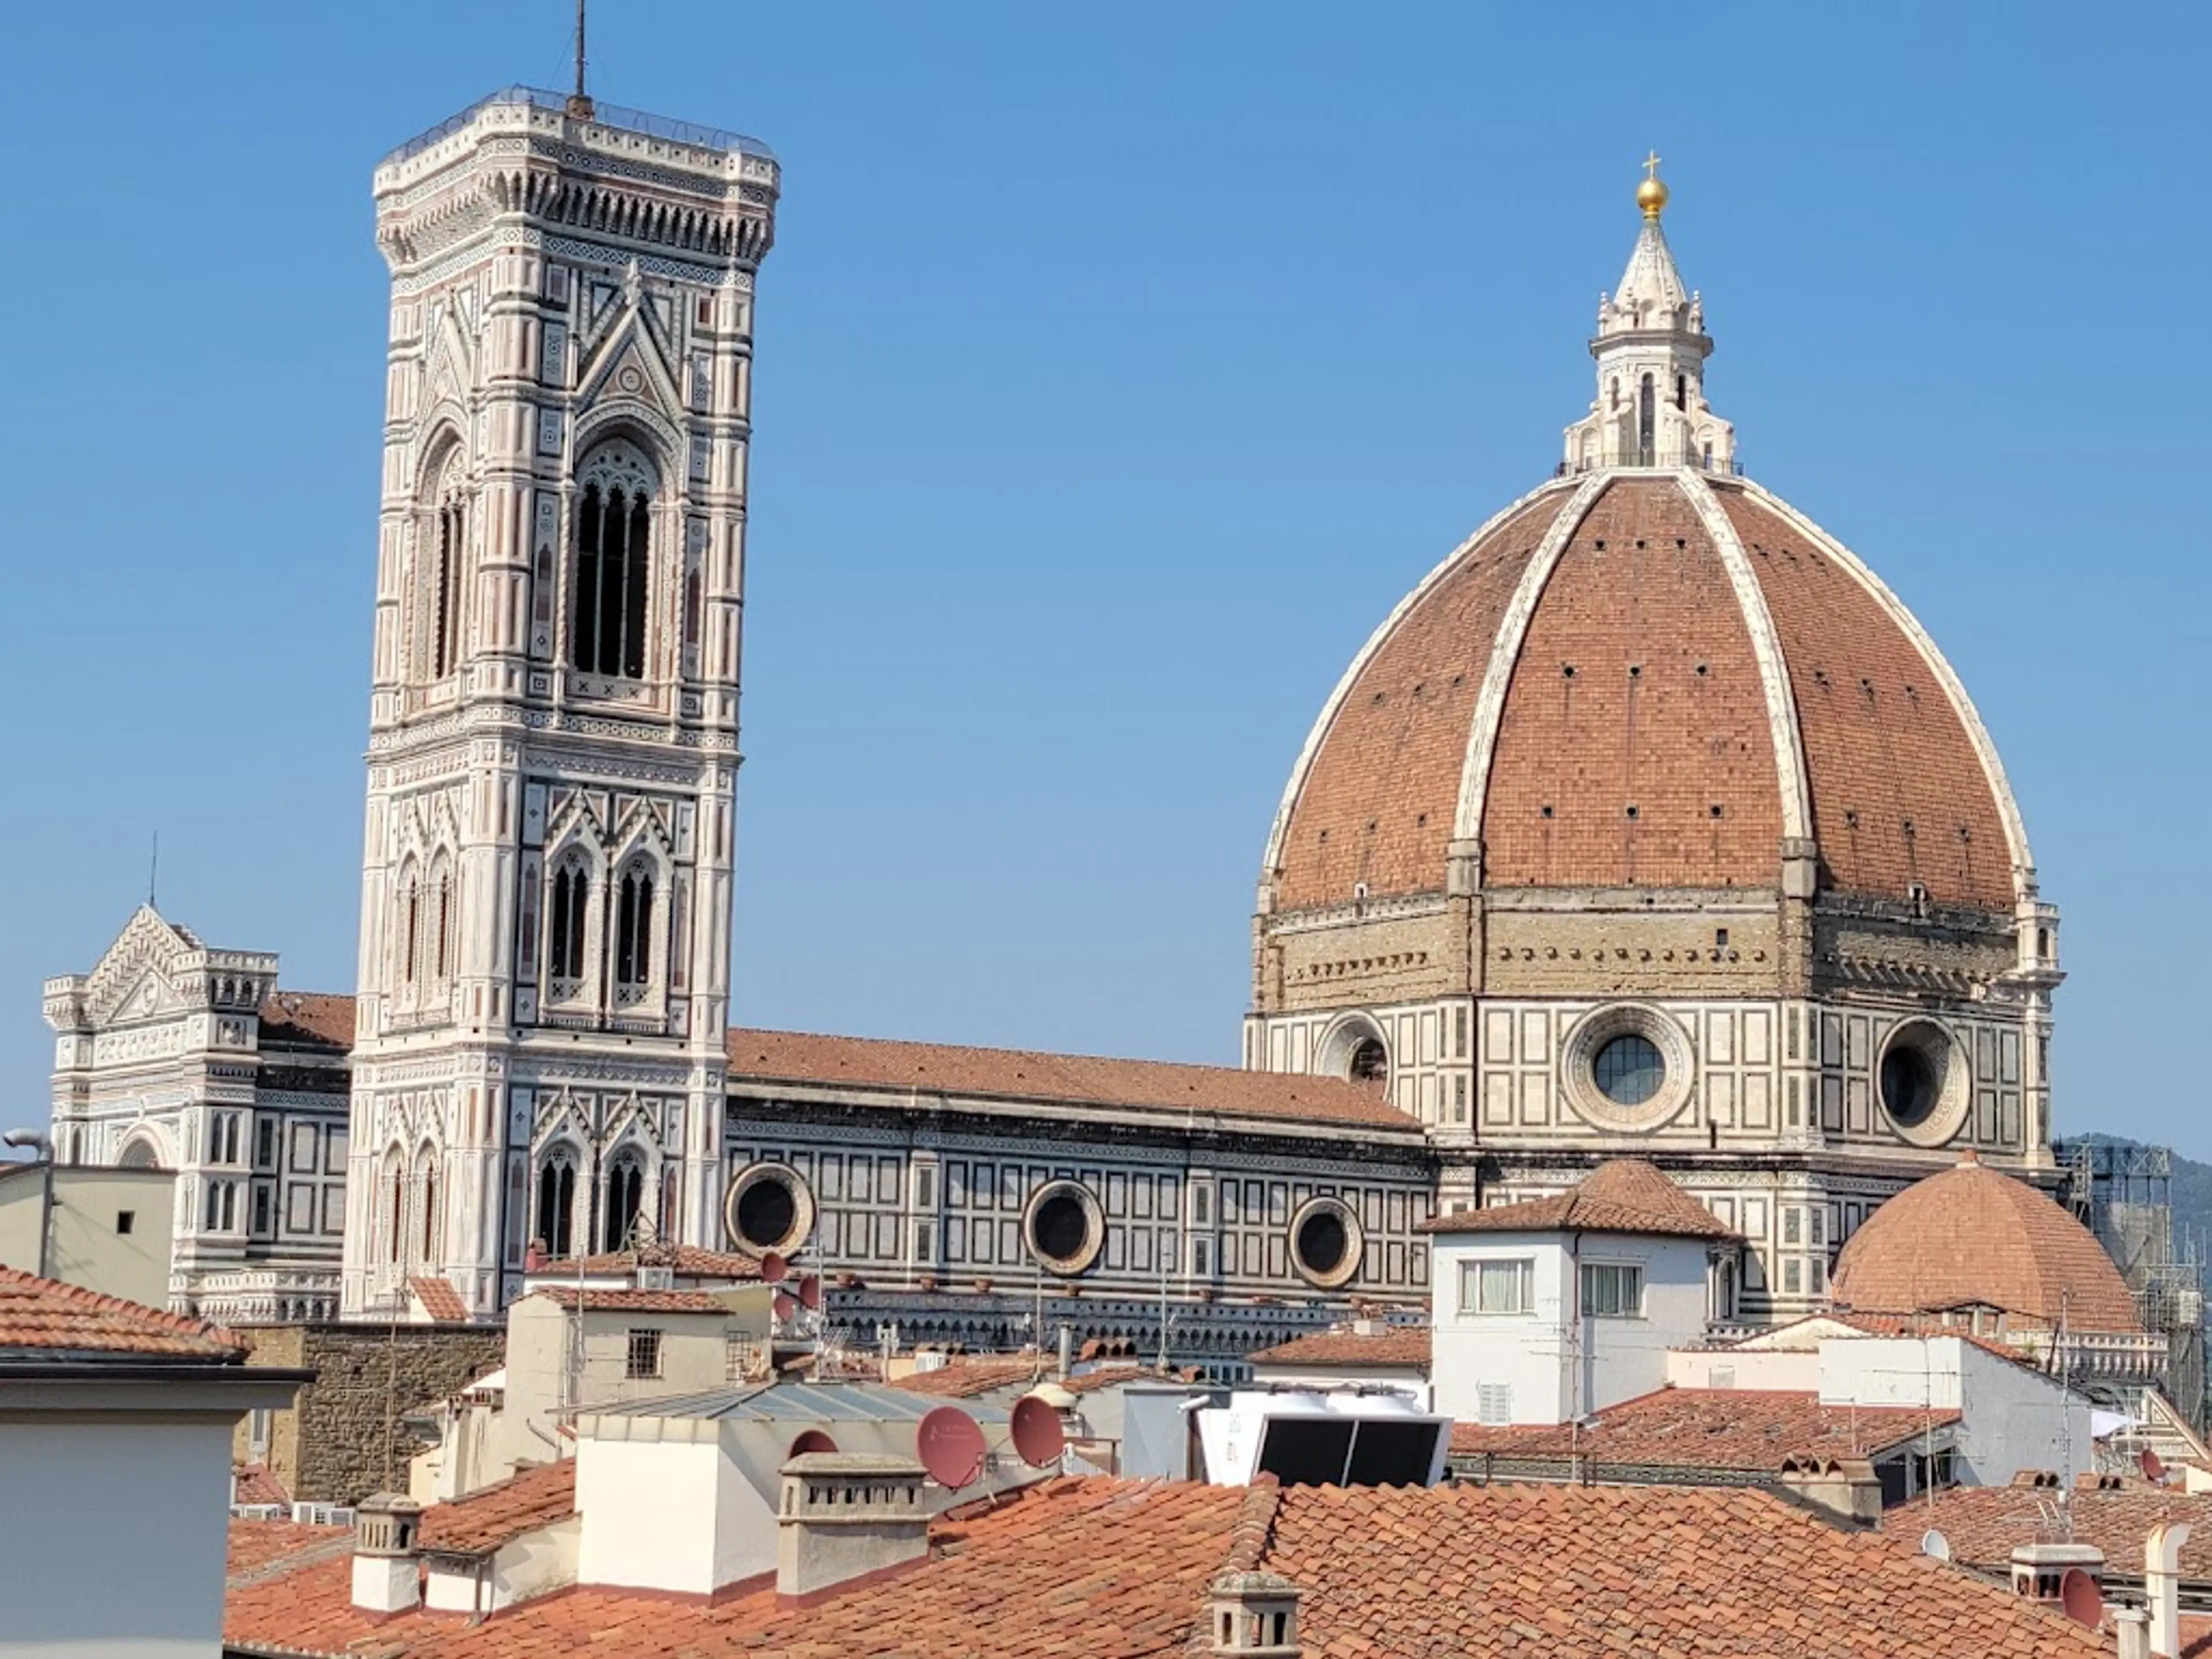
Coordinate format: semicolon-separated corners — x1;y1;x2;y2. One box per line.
0;1265;248;1362
1415;1158;1737;1241
407;1275;471;1323
417;1460;577;1557
1247;1327;1431;1369
547;1243;764;1281
257;990;356;1052
1921;1482;2212;1580
725;1027;1421;1132
893;1357;1156;1399
224;1475;2106;1658
528;1286;732;1315
1450;1387;1956;1473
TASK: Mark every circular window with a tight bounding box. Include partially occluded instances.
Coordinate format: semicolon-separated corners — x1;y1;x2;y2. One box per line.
1563;1004;1695;1132
1348;1039;1389;1096
1023;1180;1104;1276
1289;1196;1363;1290
1593;1034;1665;1106
722;1163;815;1256
1877;1020;1969;1146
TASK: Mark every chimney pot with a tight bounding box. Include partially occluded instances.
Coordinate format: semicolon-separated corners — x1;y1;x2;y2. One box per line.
775;1453;930;1603
1207;1570;1304;1657
2116;1607;2150;1659
350;1493;425;1613
2147;1521;2192;1659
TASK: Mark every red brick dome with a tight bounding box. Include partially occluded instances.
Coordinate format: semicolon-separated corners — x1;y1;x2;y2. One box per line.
1831;1154;2139;1332
1262;471;2029;914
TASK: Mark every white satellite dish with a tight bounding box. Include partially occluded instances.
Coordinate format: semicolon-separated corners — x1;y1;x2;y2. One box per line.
1919;1529;1952;1562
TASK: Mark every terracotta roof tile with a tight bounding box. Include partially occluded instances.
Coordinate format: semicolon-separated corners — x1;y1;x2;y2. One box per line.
225;1520;349;1586
257;990;356;1052
1266;1480;2103;1658
726;1027;1420;1133
231;1462;291;1509
529;1286;731;1314
1449;1387;1955;1472
1415;1158;1737;1241
416;1461;577;1557
1921;1484;2212;1580
550;1243;764;1281
407;1275;471;1323
1247;1327;1431;1369
0;1266;248;1361
224;1476;2104;1659
1833;1154;2141;1333
895;1357;1156;1399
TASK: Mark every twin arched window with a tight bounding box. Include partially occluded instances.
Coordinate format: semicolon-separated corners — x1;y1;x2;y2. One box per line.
547;857;591;990
536;1152;578;1257
571;443;656;679
430;451;469;679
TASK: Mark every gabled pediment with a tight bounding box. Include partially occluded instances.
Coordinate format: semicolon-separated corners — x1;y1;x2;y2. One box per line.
81;906;200;1027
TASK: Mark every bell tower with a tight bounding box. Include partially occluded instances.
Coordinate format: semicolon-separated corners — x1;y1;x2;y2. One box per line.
342;86;778;1318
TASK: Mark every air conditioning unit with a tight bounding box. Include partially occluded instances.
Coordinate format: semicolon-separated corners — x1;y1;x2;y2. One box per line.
1192;1389;1450;1488
637;1266;676;1291
291;1502;355;1528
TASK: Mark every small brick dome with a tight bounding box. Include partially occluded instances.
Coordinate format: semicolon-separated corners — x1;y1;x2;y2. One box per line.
1263;471;2029;915
1831;1154;2139;1332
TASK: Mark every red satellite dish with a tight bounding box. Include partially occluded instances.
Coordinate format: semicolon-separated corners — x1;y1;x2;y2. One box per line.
2142;1448;2168;1483
772;1290;798;1323
796;1274;822;1312
1010;1395;1067;1468
759;1251;788;1285
789;1428;838;1457
916;1406;988;1490
2058;1567;2103;1628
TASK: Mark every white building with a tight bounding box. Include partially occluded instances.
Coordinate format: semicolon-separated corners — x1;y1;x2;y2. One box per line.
1426;1160;1737;1427
0;1266;302;1659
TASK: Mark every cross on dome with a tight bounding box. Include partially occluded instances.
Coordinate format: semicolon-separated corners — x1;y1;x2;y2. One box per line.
1561;162;1736;475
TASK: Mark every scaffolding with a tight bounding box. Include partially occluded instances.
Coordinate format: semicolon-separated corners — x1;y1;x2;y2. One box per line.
2056;1138;2208;1430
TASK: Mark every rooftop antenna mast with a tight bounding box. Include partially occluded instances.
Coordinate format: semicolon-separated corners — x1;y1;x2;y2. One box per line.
567;0;594;120
146;831;159;909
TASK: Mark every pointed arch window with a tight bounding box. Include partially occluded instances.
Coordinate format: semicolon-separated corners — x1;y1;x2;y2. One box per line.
571;442;656;680
431;452;469;679
536;1152;578;1257
604;1153;645;1252
429;857;455;988
382;1149;406;1266
399;865;422;991
547;855;590;996
1638;373;1656;466
614;863;656;1002
418;1151;441;1267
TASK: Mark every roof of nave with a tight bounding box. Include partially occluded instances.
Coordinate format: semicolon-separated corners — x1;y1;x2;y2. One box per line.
724;1027;1422;1133
1832;1152;2142;1334
224;1473;2105;1659
0;1265;250;1362
1921;1481;2212;1580
257;991;355;1053
1414;1158;1737;1242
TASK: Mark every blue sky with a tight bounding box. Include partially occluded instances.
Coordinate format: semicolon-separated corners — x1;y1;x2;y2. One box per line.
3;3;2206;1153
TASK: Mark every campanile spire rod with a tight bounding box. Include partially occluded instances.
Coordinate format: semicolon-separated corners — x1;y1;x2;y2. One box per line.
567;0;594;120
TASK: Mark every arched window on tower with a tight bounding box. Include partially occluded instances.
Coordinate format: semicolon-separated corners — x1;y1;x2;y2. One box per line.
614;864;656;1003
429;856;454;990
431;452;469;679
1674;373;1687;411
417;1147;441;1268
397;864;422;994
570;442;656;680
603;1153;645;1252
546;855;590;998
1638;373;1656;466
536;1152;577;1258
381;1147;406;1267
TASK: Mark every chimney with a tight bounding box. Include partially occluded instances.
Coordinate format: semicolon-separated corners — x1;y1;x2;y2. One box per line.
2116;1607;2150;1659
2006;1540;2104;1605
1207;1570;1303;1658
350;1493;424;1613
776;1453;930;1604
1775;1456;1882;1529
2147;1520;2192;1659
1056;1323;1073;1382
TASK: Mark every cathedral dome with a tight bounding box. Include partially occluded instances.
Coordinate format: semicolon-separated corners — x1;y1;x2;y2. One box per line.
1261;467;2030;914
1831;1153;2139;1332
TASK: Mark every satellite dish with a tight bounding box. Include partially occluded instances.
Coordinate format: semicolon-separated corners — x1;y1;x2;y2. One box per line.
1919;1529;1951;1562
760;1251;788;1285
2058;1567;2104;1628
796;1274;823;1312
789;1428;838;1457
1011;1395;1068;1468
772;1290;798;1323
916;1406;988;1490
2142;1448;2168;1483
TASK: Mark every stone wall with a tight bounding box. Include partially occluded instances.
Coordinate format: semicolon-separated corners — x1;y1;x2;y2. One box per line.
235;1322;502;1503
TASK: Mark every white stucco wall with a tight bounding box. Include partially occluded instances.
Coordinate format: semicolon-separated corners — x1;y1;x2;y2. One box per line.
1431;1229;1713;1427
1664;1347;1819;1392
574;1428;772;1595
1817;1335;2091;1488
0;1416;233;1658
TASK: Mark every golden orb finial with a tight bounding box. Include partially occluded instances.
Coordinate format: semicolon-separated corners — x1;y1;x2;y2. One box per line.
1637;150;1668;220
